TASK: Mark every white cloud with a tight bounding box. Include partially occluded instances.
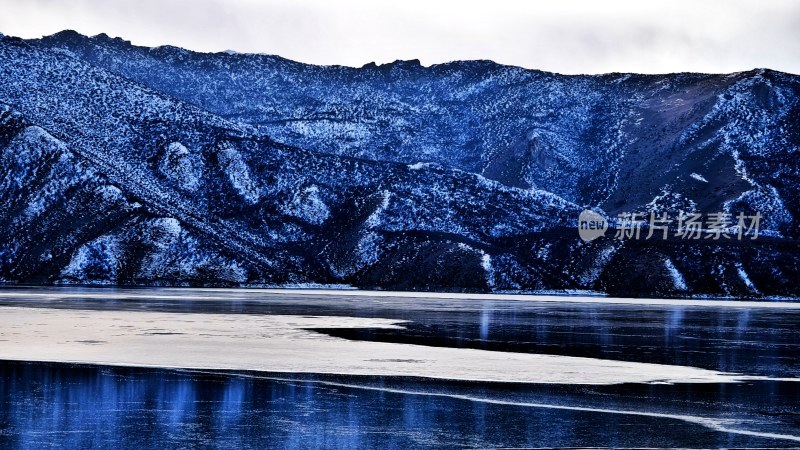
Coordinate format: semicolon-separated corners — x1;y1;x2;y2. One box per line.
0;0;798;74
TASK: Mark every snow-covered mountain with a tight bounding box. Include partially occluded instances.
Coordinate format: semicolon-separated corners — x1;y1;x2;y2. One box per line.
1;31;798;297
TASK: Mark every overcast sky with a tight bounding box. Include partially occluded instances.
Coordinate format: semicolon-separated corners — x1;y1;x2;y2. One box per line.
1;0;798;74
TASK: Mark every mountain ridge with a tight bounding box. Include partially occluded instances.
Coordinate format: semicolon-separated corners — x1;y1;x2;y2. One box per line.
33;29;796;78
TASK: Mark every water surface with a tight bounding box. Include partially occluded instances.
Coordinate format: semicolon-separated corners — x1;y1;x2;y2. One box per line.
0;287;798;448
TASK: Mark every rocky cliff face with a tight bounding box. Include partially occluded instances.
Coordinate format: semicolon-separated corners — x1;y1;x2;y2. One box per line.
0;31;798;297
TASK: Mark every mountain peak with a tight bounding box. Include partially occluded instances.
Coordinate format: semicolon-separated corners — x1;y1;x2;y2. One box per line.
47;29;84;41
91;32;131;45
392;58;422;66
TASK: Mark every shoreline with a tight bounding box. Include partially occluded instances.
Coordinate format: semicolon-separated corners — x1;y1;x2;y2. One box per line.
2;284;800;309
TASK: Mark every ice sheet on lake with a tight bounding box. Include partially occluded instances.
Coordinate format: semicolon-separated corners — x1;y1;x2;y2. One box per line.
0;306;782;385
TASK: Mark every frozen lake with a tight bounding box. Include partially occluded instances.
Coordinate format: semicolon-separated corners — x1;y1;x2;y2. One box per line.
0;287;799;447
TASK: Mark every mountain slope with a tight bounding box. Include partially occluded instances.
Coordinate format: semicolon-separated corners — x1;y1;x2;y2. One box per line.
0;36;580;291
31;31;800;232
0;31;799;297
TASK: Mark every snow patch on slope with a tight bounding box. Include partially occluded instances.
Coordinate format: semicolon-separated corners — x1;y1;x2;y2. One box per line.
365;190;392;228
735;262;759;294
216;142;259;204
408;162;437;170
159;142;202;192
61;235;121;283
480;251;495;288
283;185;330;225
664;258;688;291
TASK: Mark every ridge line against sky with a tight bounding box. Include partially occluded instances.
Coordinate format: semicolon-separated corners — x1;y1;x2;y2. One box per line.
0;0;799;75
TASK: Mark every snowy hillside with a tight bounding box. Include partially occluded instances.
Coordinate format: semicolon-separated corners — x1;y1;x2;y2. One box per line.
1;31;799;297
